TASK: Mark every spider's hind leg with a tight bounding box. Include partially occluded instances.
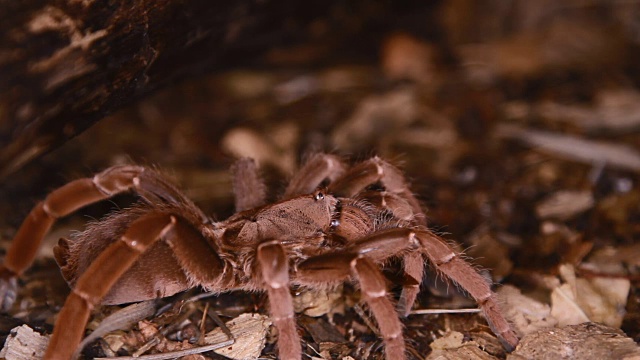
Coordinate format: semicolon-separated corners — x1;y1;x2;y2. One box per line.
44;212;177;360
0;165;201;309
44;211;225;359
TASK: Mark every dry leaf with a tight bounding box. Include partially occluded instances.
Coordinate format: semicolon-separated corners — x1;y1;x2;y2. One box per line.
427;331;499;360
535;190;594;220
550;264;630;328
332;89;418;151
78;300;156;356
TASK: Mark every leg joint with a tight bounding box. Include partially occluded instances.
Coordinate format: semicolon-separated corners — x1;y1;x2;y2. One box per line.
434;252;456;266
71;288;99;309
40;202;60;219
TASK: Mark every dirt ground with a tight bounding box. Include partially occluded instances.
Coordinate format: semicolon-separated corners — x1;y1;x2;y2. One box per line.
1;2;640;359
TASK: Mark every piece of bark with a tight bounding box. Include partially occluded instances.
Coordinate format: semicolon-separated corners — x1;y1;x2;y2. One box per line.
508;322;640;360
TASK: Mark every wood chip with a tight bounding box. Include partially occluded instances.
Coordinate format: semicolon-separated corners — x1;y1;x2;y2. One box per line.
0;325;49;360
332;89;418;151
205;313;271;360
299;316;346;344
381;32;440;85
466;225;513;281
496;124;640;172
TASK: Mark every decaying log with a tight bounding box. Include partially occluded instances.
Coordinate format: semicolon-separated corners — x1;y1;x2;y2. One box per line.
0;1;430;178
0;0;317;178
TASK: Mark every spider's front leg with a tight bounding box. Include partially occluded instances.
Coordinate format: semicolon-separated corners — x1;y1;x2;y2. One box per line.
257;241;301;360
410;229;519;351
300;227;519;356
338;227;519;351
329;157;424;222
297;252;406;360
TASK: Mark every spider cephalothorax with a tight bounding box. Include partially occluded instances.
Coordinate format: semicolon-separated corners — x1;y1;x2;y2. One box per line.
0;154;518;359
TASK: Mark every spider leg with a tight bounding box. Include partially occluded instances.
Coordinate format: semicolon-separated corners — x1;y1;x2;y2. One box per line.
351;256;406;359
45;212;224;359
297;253;406;360
397;252;423;316
329;157;423;222
412;229;519;351
302;227;519;351
0;165;203;309
231;158;266;211
257;241;301;360
44;212;176;360
359;190;415;221
328;157;426;314
284;153;346;197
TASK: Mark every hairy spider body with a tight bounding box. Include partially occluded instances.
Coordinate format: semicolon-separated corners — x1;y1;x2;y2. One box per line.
0;154;518;360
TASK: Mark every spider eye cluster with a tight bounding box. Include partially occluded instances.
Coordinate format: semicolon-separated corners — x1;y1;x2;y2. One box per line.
330;199;343;229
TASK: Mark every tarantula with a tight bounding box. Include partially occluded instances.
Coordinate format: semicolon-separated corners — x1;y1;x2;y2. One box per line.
0;154;518;359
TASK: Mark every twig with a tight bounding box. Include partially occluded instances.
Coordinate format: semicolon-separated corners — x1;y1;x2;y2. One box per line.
74;301;157;359
198;302;210;345
352;304;380;336
93;339;235;360
207;311;234;340
409;308;481;315
133;305;197;357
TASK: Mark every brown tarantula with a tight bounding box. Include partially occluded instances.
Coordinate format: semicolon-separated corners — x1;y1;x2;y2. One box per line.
0;154;518;359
